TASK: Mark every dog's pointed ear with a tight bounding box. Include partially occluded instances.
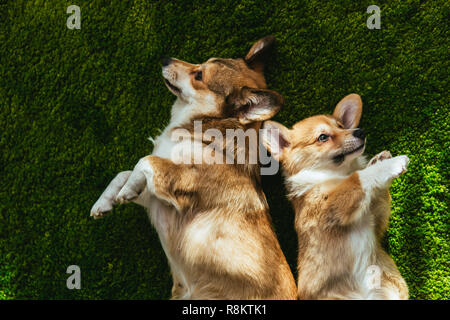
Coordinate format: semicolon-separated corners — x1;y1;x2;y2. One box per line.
333;94;363;129
244;35;275;73
232;87;284;125
261;121;290;161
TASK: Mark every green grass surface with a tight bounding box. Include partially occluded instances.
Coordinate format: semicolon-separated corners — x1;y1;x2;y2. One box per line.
0;0;448;299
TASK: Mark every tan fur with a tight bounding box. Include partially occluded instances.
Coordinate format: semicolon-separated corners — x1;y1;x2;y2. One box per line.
293;175;407;300
281;115;358;176
146;113;296;299
146;154;296;299
262;94;409;300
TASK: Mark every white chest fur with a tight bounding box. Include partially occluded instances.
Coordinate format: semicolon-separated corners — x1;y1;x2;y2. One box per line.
144;98;218;296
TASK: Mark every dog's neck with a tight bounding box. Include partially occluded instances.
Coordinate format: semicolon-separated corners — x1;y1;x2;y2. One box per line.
150;97;217;159
169;96;219;129
286;156;367;198
166;97;263;181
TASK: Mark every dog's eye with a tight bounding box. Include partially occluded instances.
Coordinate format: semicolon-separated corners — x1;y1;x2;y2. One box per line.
318;134;329;142
194;71;203;81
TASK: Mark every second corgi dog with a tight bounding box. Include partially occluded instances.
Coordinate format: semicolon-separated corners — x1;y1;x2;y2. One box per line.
262;94;409;299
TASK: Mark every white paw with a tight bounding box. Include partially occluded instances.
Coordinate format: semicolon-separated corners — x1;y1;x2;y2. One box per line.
90;198;113;219
89;171;132;219
116;186;139;204
385;155;409;179
115;157;154;204
368;150;392;167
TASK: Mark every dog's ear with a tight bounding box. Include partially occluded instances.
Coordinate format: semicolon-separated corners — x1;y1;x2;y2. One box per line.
231;87;284;125
244;35;275;73
333;94;363;129
261;121;290;161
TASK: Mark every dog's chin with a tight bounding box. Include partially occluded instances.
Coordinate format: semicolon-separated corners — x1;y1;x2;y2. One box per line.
163;78;182;96
332;143;365;164
345;144;365;160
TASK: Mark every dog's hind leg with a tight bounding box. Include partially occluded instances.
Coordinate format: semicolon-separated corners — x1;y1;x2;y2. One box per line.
90;171;132;219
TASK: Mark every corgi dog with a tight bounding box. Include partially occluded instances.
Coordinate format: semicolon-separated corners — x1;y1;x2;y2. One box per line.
262;94;409;300
90;36;298;299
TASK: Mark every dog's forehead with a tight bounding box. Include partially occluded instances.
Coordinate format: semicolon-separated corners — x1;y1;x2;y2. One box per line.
290;115;337;142
204;59;250;80
203;59;262;94
205;68;245;95
205;57;245;69
293;115;332;130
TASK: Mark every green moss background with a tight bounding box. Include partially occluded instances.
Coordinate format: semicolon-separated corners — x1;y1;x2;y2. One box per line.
0;0;448;299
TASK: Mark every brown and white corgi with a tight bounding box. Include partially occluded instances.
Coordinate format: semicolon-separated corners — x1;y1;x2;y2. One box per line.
262;94;409;299
90;36;298;299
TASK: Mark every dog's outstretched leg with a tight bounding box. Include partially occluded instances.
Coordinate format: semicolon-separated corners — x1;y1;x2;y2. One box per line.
116;158;153;204
320;155;409;227
116;155;195;212
90;171;132;219
367;150;392;167
91;155;195;219
359;155;409;190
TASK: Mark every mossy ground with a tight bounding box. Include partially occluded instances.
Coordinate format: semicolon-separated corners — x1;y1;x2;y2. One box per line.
0;0;448;299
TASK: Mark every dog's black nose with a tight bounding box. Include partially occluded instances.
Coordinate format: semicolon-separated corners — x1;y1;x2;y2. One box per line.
353;128;366;139
161;57;172;67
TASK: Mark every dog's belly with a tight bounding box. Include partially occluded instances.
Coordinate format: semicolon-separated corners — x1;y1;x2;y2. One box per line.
144;129;194;297
145;194;191;296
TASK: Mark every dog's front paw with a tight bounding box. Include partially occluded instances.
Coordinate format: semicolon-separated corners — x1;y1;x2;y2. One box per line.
359;155;409;190
368;150;392;167
90;171;132;219
90;198;114;219
385;155;409;179
116;186;139;204
115;157;153;204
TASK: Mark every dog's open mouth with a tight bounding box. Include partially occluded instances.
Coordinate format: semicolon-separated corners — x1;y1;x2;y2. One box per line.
333;143;365;164
164;78;181;94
